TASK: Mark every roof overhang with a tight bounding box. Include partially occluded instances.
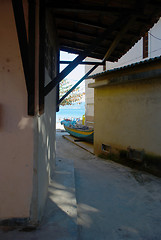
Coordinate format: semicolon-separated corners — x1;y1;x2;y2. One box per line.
88;56;161;88
12;0;161;115
47;0;161;62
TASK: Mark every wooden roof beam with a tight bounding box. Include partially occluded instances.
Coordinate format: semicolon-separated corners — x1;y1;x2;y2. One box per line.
59;60;104;65
55;14;107;30
60;44;105;58
58;64;99;106
103;16;136;61
47;3;137;15
60;46;104;59
58;27;97;39
60;40;106;55
44;15;130;96
60;37;90;47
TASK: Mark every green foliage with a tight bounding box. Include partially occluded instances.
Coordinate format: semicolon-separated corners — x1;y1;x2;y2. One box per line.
60;78;85;106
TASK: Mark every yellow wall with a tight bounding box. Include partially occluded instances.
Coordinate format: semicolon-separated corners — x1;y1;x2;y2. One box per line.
94;79;161;157
0;0;33;219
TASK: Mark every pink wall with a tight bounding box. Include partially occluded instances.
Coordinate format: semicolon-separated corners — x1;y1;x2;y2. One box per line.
0;0;34;219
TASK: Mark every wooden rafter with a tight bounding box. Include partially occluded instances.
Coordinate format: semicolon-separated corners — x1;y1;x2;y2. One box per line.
39;0;46;114
103;16;136;61
55;14;106;30
59;35;110;49
58;27;97;39
60;39;106;54
56;51;60;112
60;37;90;47
47;3;137;15
60;46;104;59
45;15;128;96
46;0;161;65
28;0;36;116
60;61;104;65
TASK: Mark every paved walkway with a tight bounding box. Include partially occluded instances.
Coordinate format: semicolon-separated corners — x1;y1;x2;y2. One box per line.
57;132;161;240
1;131;161;240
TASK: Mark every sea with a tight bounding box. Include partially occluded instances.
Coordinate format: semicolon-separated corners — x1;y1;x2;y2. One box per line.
56;102;85;123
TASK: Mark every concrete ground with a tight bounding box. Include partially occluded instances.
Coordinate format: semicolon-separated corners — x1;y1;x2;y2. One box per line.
1;131;161;240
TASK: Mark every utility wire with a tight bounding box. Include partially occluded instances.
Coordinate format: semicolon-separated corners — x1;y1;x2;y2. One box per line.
107;32;161;67
149;32;161;41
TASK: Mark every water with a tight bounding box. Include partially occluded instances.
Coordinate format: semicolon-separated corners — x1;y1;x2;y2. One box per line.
56;108;85;123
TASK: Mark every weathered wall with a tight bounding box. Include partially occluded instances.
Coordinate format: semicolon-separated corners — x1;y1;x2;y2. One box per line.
0;0;34;219
31;9;58;222
34;70;57;221
94;79;161;158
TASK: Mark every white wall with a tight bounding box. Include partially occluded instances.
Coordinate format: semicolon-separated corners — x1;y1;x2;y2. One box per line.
85;58;104;123
106;18;161;70
35;70;57;221
30;10;58;222
106;39;143;69
149;18;161;58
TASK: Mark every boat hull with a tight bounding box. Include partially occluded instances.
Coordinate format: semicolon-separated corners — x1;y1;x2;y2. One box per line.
64;126;94;142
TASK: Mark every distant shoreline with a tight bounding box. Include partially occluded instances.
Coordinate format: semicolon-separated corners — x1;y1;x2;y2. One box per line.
56;107;85;123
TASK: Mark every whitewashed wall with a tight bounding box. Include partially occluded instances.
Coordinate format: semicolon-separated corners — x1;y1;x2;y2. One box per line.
85;58;104;125
106;18;161;70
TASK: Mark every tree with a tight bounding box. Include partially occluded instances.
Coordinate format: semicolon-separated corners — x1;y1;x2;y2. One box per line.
59;78;85;106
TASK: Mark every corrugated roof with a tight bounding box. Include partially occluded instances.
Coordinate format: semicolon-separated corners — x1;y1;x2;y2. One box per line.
88;56;161;79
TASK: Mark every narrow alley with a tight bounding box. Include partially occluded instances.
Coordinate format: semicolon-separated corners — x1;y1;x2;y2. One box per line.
1;131;161;240
56;132;161;240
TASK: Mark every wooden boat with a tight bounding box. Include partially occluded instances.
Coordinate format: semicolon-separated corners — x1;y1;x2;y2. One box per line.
64;125;94;142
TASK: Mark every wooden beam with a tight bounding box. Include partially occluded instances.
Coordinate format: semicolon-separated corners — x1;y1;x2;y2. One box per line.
56;51;60;112
60;37;89;47
60;46;104;59
45;52;86;96
58;64;99;106
60;39;106;55
59;36;109;52
103;16;136;61
39;0;46;114
45;16;127;96
47;3;137;15
12;0;35;116
28;0;36;116
58;27;96;39
59;61;104;65
55;14;106;30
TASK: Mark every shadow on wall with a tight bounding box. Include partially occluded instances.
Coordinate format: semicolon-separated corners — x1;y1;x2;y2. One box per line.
36;111;56;221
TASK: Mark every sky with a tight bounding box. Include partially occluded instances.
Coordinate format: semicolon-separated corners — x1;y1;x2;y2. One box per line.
60;51;85;93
